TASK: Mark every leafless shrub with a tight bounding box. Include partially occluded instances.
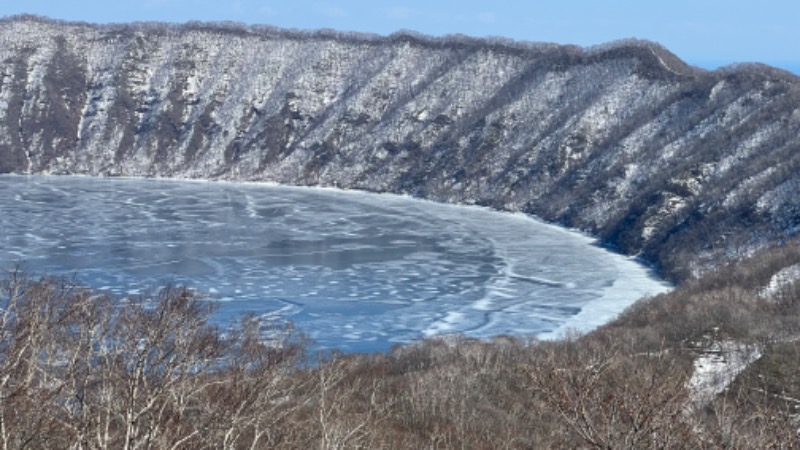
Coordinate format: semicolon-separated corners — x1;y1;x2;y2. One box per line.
0;273;308;449
528;332;698;449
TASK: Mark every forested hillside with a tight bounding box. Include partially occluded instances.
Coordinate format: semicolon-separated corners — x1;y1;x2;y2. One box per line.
2;238;799;448
1;15;799;280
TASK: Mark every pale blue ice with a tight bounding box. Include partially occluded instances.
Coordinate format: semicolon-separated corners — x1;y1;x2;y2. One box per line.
0;175;670;352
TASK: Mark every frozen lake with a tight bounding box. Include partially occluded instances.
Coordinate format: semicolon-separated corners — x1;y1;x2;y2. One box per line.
0;175;670;352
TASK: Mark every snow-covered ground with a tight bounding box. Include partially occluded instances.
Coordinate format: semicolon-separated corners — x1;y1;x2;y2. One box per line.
687;339;762;407
761;263;800;299
0;175;670;352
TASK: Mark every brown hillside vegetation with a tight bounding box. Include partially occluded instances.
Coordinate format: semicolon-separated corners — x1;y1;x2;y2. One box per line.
2;237;799;448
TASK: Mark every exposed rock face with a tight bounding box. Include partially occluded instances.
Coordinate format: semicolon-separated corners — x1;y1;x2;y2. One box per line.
2;15;799;280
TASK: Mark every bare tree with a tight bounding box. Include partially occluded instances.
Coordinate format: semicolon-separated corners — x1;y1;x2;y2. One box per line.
529;332;697;449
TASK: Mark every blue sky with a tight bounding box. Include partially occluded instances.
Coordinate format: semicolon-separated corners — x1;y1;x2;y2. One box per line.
4;1;799;73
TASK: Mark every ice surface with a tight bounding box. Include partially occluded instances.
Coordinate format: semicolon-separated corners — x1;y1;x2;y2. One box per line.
0;175;671;352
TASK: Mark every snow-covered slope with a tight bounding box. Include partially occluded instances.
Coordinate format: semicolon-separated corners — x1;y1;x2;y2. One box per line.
687;340;762;407
1;15;800;280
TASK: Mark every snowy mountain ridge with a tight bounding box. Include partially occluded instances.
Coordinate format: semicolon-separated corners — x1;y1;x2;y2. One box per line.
2;15;800;280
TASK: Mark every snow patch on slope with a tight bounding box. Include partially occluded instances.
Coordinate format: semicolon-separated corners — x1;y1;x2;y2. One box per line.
687;340;762;407
761;263;800;299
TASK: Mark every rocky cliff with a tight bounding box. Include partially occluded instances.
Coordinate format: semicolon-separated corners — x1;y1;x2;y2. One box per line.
2;15;800;280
